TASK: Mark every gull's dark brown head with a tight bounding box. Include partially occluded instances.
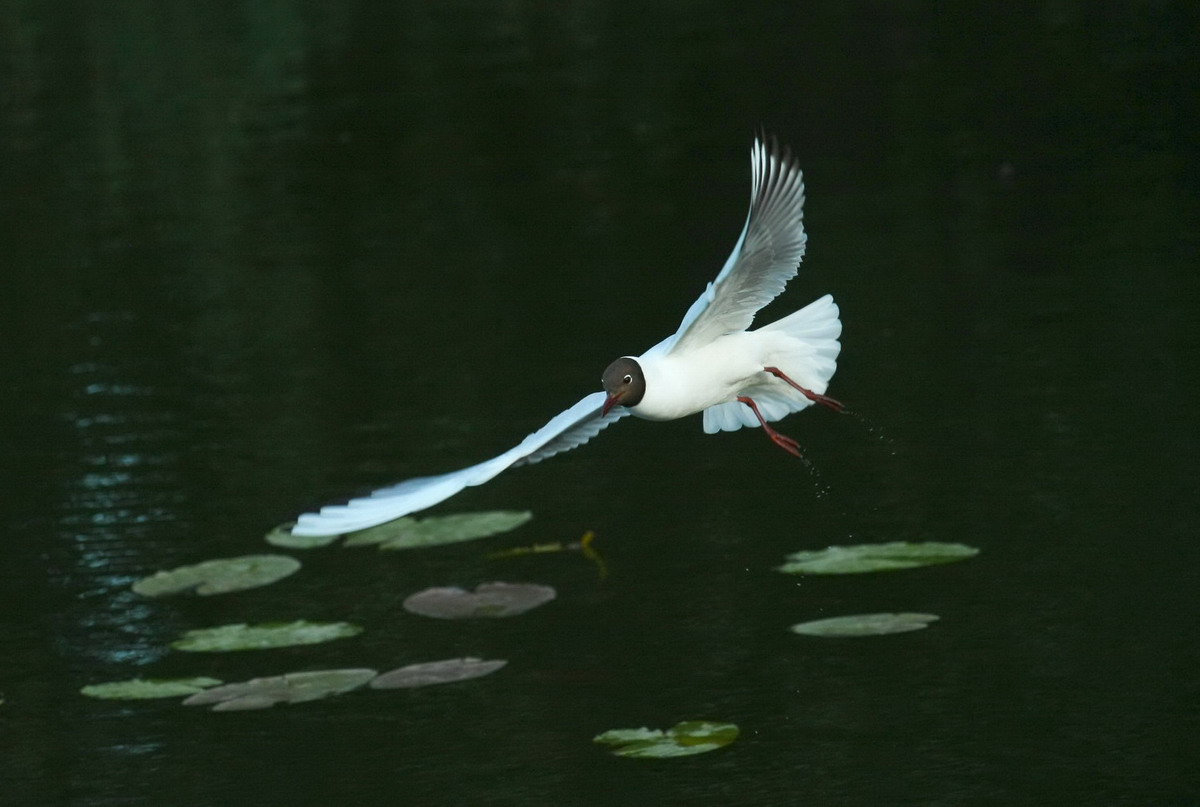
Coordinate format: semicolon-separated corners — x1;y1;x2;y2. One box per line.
601;357;645;415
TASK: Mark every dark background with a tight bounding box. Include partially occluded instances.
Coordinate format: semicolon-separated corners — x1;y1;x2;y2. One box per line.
2;2;1196;805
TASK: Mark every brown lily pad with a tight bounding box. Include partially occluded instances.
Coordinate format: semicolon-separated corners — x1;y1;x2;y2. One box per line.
182;669;377;711
370;657;508;689
402;582;556;619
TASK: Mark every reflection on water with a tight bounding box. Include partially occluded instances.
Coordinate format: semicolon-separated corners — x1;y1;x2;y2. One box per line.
2;2;1195;805
51;314;187;673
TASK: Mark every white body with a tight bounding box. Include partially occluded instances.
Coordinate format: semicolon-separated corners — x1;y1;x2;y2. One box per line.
291;137;840;537
635;335;769;420
632;294;840;428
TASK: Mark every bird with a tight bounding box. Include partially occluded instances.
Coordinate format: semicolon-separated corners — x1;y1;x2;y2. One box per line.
291;135;843;537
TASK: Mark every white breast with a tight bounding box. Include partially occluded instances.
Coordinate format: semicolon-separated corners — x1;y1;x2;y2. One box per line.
629;332;769;421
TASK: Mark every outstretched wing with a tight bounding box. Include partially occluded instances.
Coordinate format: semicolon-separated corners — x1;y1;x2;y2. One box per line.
291;392;628;536
663;136;808;356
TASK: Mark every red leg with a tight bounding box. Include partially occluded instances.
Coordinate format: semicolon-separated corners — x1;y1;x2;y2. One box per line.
737;396;804;458
763;366;845;413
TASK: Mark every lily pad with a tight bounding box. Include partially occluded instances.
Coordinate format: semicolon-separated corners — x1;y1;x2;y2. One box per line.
776;542;979;575
80;677;223;700
171;620;363;652
594;721;739;758
132;555;301;597
402;582;556;619
183;669;377;711
370;657;507;689
344;510;533;550
789;612;940;637
265;522;340;549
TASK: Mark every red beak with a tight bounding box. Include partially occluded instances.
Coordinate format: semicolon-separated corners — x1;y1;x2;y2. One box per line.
602;394;619;416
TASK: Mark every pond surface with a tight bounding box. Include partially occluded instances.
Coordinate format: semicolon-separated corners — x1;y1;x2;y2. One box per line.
2;3;1196;805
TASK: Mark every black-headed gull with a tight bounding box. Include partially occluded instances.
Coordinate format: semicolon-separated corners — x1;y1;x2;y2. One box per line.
292;136;842;537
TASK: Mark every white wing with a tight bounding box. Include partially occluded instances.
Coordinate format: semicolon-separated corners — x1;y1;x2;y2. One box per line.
291;392;628;536
662;136;808;356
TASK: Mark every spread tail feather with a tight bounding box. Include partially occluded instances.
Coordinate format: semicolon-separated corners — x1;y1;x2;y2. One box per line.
702;294;841;434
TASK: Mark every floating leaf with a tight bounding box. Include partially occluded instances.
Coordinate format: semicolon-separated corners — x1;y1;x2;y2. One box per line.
342;517;417;547
171;621;363;652
403;582;555;619
132;555;301;597
183;669;377;711
789;612;940;637
80;677;223;700
370;658;507;689
776;542;979;575
265;522;340;549
345;510;533;550
594;721;739;758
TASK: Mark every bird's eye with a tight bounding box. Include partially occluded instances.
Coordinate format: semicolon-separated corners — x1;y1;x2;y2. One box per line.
623;374;633;384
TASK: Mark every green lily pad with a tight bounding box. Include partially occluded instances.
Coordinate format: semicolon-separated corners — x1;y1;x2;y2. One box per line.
594;721;740;758
80;677;223;700
402;582;556;619
183;669;377;711
342;517;416;547
344;510;533;550
171;620;363;652
776;542;979;575
789;612;940;637
370;657;507;689
132;555;301;597
265;522;340;549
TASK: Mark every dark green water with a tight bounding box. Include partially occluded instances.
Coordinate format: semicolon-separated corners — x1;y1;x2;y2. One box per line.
2;3;1196;804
